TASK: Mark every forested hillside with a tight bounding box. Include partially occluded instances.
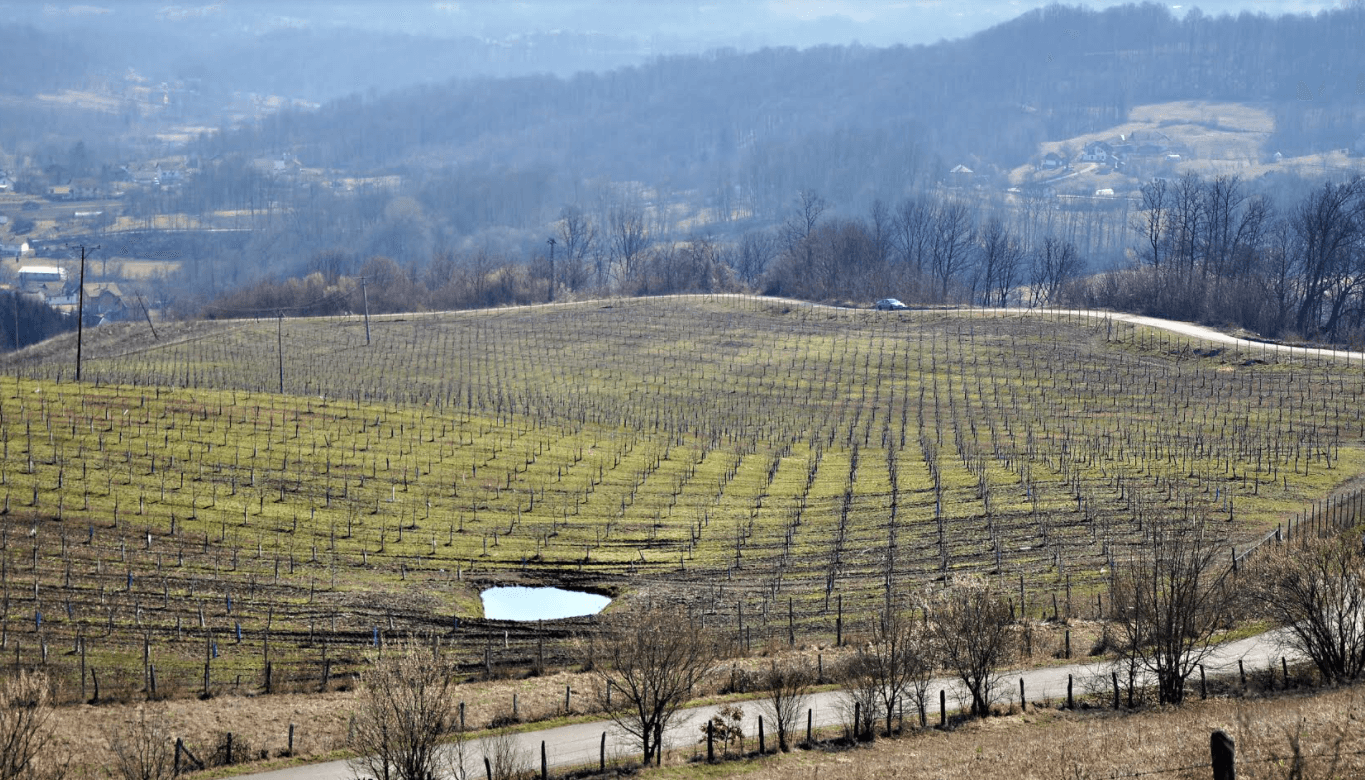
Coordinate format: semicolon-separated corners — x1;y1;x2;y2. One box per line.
198;2;1365;214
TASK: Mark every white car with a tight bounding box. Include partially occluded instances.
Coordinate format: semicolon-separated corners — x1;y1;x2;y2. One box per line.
874;298;907;311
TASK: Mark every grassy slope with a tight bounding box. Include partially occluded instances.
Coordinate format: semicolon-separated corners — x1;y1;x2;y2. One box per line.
0;297;1361;767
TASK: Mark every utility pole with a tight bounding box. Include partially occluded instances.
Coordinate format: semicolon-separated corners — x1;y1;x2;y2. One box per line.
11;291;18;351
70;244;98;382
359;277;371;345
546;237;556;303
276;311;284;394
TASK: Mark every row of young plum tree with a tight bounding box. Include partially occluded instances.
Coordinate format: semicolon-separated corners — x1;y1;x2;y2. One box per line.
203;173;1365;347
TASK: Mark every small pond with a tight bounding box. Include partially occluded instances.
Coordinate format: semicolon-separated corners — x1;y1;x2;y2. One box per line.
481;586;611;621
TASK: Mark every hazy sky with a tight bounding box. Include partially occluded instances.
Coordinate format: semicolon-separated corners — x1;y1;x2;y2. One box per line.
22;0;1351;48
348;0;1347;47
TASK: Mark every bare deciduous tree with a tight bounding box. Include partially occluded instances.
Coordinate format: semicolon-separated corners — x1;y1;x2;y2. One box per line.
348;641;457;780
1027;235;1084;308
1110;518;1231;705
0;671;66;780
931;579;1012;718
929;201;975;302
758;659;812;752
557;205;597;292
588;606;719;765
976;216;1025;307
732;230;777;287
607;200;652;291
1252;536;1365;685
842;606;937;738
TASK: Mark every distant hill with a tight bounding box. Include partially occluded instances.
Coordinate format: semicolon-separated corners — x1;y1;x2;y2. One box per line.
191;2;1365;221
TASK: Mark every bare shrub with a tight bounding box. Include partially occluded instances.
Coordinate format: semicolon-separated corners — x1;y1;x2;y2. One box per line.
758;659;812;751
1110;517;1231;705
105;712;174;780
1251;535;1365;685
0;671;67;780
348;640;458;780
930;579;1013;718
481;728;527;780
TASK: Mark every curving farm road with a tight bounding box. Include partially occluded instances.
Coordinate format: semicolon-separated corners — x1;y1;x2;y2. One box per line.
239;630;1300;780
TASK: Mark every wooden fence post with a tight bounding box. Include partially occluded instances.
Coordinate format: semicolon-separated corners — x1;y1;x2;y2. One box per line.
939;689;946;727
758;715;765;753
1019;677;1025;709
1067;674;1074;710
600;732;606;773
707;719;714;762
540;740;547;780
1211;730;1236;780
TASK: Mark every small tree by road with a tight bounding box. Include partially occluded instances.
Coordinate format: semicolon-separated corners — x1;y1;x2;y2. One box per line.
1110;518;1231;705
931;579;1012;718
758;659;813;751
587;605;719;765
1252;535;1365;685
843;605;937;737
348;641;458;780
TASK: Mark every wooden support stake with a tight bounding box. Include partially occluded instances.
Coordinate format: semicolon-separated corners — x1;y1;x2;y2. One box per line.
1211;730;1236;780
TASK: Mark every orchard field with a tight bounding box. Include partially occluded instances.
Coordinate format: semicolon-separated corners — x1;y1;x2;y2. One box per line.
0;295;1361;704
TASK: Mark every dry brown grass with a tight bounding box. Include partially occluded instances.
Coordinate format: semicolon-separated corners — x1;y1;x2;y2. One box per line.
45;667;597;775
653;686;1365;780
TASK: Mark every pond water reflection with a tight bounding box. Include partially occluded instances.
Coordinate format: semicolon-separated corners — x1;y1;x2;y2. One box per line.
480;586;611;621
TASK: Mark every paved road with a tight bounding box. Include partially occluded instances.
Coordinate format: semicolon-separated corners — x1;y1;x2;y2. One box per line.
240;630;1297;780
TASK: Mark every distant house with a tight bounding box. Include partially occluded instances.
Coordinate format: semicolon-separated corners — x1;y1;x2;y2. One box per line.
70;179;104;200
46;283;127;322
1;241;31;259
82;283;127;318
19;266;65;285
1094;188;1116;198
1079;141;1112;163
1040;151;1067;170
950;164;974;175
18;265;64;294
46;183;72;200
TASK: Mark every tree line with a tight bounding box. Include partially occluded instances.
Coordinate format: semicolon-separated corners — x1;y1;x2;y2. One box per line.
198;171;1365;348
1083;173;1365;344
